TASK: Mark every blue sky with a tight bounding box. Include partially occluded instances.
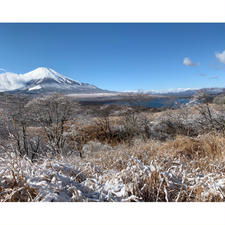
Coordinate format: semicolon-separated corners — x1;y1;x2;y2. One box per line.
0;23;224;91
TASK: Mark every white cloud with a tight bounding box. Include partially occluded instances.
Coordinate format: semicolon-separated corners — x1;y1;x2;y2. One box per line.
183;57;200;66
215;50;225;64
0;68;6;73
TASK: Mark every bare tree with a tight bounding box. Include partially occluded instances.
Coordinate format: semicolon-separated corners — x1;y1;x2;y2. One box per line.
26;94;80;155
194;90;225;133
0;96;48;161
120;92;153;142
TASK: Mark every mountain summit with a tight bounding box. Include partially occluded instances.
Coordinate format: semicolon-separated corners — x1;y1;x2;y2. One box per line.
0;67;105;94
23;67;81;84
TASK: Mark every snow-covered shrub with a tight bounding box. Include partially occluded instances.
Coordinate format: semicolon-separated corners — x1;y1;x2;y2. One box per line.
1;132;225;202
196;104;225;132
147;104;225;141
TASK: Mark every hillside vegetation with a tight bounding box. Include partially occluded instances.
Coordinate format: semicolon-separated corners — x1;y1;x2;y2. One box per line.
0;93;225;202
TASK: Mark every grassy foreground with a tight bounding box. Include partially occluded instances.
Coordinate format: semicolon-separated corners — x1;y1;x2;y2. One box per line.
0;94;225;201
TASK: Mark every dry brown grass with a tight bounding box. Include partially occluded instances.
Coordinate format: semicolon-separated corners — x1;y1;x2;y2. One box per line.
1;132;225;201
83;132;225;171
78;132;225;202
165;133;225;160
1;101;225;202
0;168;38;202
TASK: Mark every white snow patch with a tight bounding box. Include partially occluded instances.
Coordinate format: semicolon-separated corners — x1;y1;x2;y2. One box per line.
0;153;225;202
28;85;42;91
67;93;120;98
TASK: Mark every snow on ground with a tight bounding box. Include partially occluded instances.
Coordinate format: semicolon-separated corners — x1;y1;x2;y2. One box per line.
28;85;42;91
67;93;122;99
1;104;225;202
0;151;224;202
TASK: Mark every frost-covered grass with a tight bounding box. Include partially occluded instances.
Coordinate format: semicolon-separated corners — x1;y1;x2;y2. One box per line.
1;133;225;202
1;101;225;202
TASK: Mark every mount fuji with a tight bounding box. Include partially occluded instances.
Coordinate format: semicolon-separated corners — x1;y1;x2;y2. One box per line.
0;67;106;94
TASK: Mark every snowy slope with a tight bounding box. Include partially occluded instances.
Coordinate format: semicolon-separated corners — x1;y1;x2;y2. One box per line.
22;67;81;85
0;67;104;94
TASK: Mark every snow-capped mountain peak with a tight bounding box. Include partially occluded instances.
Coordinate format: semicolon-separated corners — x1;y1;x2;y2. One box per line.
0;67;104;94
24;67;63;80
23;67;81;85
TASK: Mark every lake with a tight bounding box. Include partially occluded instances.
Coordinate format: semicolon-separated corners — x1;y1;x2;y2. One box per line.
80;96;191;108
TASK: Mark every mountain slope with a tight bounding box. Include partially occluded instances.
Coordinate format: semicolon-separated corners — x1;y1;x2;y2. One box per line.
0;67;106;94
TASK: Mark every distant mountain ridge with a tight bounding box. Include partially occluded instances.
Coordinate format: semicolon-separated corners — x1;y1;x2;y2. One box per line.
125;88;225;97
0;67;106;94
149;88;225;97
